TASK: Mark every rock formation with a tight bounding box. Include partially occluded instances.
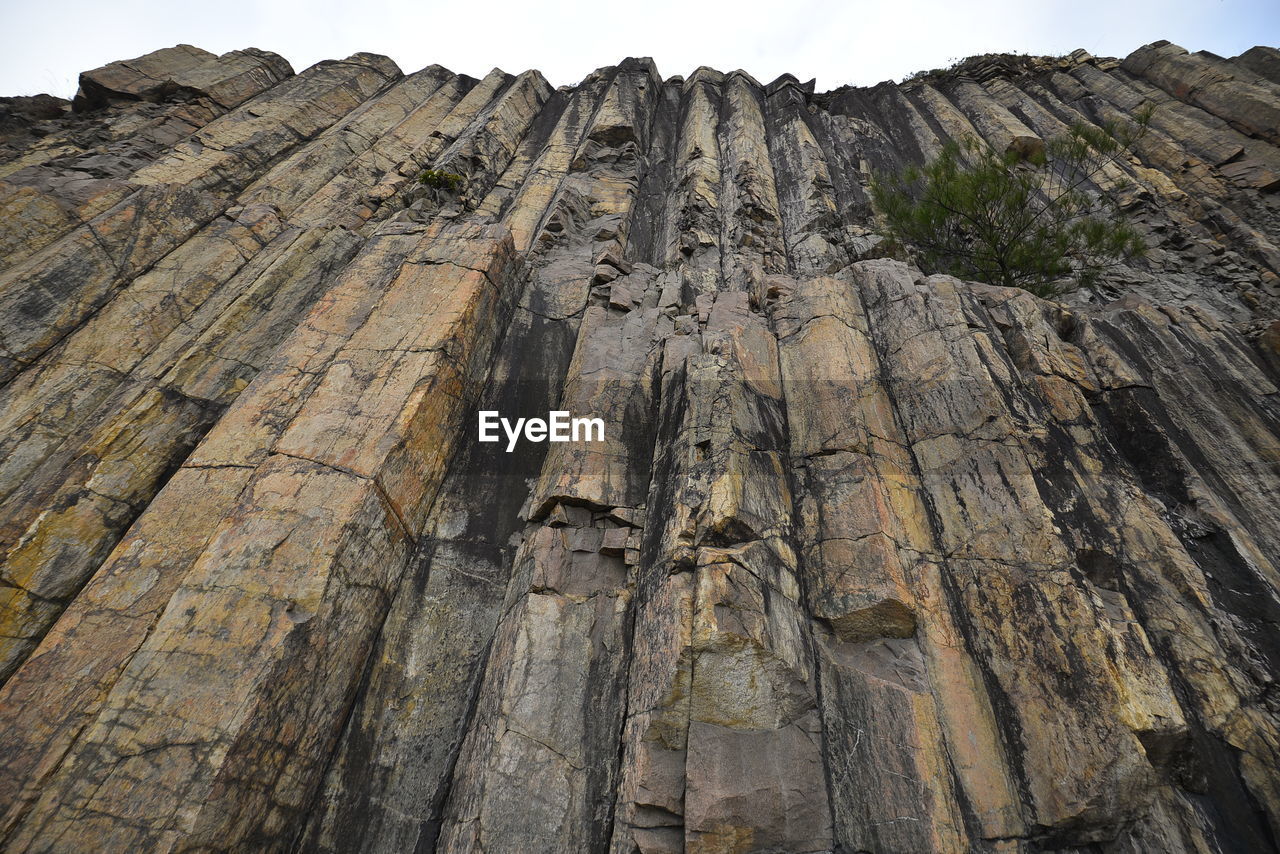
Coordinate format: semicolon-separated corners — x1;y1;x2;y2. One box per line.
1;40;1279;852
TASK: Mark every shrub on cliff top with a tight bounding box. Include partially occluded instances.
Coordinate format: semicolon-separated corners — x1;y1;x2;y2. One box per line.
871;108;1152;298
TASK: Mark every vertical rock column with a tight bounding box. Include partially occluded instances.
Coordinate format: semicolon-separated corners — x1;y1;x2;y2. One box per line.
856;261;1194;841
297;68;569;854
0;221;524;852
307;60;660;853
767;74;1023;851
1071;298;1280;846
608;69;834;854
0;64;464;682
773;272;1020;852
435;289;664;852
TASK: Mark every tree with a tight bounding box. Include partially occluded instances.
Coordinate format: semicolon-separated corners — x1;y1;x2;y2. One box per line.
870;108;1153;298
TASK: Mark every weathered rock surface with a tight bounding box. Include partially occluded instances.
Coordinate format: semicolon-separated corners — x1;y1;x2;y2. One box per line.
1;40;1279;853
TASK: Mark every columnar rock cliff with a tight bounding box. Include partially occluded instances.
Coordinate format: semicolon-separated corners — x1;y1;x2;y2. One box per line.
1;40;1279;853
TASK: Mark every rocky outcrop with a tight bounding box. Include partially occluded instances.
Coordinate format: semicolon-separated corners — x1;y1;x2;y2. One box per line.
0;40;1278;853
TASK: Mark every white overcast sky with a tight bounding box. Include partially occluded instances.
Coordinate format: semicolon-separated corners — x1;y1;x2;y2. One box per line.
2;0;1278;98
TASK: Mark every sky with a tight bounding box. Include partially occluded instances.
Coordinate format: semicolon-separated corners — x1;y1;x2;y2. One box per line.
2;0;1278;99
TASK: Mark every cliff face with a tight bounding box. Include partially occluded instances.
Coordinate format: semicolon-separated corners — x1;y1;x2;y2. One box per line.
0;40;1279;853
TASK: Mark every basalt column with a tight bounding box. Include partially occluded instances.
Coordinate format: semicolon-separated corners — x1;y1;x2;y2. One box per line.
1;40;1279;854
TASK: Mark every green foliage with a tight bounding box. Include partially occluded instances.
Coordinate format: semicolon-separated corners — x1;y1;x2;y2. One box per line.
418;169;465;192
870;107;1153;298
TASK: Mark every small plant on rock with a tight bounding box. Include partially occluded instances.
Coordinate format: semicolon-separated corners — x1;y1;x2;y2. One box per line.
418;169;465;192
870;107;1153;298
